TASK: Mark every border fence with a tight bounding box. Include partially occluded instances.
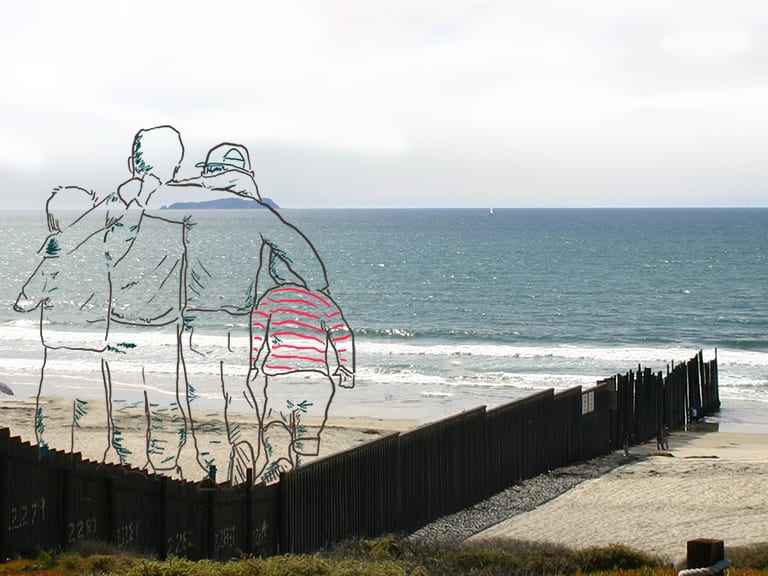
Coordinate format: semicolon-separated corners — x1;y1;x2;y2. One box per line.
0;350;719;559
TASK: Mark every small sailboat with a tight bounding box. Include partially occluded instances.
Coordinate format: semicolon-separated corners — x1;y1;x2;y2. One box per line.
489;208;495;216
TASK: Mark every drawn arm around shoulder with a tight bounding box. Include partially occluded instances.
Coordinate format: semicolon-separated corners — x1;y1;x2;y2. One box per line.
102;204;145;269
167;169;260;200
259;205;329;292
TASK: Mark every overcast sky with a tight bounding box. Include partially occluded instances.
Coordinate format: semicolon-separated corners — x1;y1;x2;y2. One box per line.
2;1;768;208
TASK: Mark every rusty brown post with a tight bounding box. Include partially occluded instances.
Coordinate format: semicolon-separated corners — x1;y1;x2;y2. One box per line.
687;539;725;569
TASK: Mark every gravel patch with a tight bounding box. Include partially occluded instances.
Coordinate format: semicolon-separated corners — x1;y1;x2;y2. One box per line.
409;451;642;544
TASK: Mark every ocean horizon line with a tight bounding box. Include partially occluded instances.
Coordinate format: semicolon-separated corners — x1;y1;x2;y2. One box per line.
3;205;768;212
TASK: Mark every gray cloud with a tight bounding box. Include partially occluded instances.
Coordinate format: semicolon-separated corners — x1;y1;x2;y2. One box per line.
2;1;768;208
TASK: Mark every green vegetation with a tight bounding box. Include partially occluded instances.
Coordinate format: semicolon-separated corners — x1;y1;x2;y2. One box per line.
326;537;665;576
45;237;60;257
0;538;766;576
729;543;768;570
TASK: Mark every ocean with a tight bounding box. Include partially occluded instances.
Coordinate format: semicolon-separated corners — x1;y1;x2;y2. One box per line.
1;208;767;425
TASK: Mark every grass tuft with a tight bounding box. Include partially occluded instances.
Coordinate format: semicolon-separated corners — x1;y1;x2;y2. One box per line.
729;543;768;570
575;544;664;572
327;537;663;575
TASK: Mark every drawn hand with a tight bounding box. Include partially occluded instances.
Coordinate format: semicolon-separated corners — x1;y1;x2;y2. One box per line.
13;291;36;313
182;215;196;232
334;365;355;389
202;170;260;200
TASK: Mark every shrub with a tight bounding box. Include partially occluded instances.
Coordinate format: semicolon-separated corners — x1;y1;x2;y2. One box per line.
442;540;578;576
574;545;663;572
56;552;140;575
89;554;131;574
586;569;675;576
329;559;406;576
0;537;685;576
74;539;135;558
34;549;56;569
327;536;404;562
729;544;768;570
260;555;332;576
122;556;259;576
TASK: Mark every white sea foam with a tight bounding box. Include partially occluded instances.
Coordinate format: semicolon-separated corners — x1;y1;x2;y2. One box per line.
352;367;604;390
4;319;49;328
1;325;765;367
356;341;767;368
1;325;766;402
3;326;767;370
0;325;177;346
421;391;454;398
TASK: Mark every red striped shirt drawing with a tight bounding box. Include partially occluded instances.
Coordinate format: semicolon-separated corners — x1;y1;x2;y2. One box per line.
251;285;354;377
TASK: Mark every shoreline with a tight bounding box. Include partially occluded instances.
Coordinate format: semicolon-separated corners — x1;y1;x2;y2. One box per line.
707;398;768;434
3;382;767;436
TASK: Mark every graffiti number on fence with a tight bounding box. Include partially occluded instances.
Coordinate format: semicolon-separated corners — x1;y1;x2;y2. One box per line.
114;520;140;548
67;518;97;545
214;525;237;554
8;497;46;532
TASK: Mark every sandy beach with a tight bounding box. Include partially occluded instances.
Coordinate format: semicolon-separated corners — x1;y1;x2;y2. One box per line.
0;396;416;482
3;392;768;560
473;428;768;562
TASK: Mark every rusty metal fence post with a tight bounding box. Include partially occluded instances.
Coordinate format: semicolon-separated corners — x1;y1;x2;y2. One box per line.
0;429;8;560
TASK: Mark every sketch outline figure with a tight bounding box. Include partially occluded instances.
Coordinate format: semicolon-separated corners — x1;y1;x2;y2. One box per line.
15;185;113;448
166;141;335;479
169;143;329;316
13;127;354;484
246;283;355;481
14;126;189;463
100;126;189;467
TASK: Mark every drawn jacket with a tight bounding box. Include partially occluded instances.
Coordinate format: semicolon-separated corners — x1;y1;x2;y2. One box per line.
250;285;354;378
184;203;330;316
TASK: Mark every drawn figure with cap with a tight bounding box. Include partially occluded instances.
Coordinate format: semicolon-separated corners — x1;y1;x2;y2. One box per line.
161;141;338;481
197;143;251;176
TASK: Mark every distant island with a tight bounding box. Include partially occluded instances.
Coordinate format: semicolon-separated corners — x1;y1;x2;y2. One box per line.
161;197;279;210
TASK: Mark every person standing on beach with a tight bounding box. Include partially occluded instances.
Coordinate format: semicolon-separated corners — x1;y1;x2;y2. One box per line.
13;126;187;457
247;283;355;482
152;142;333;478
14;186;110;450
